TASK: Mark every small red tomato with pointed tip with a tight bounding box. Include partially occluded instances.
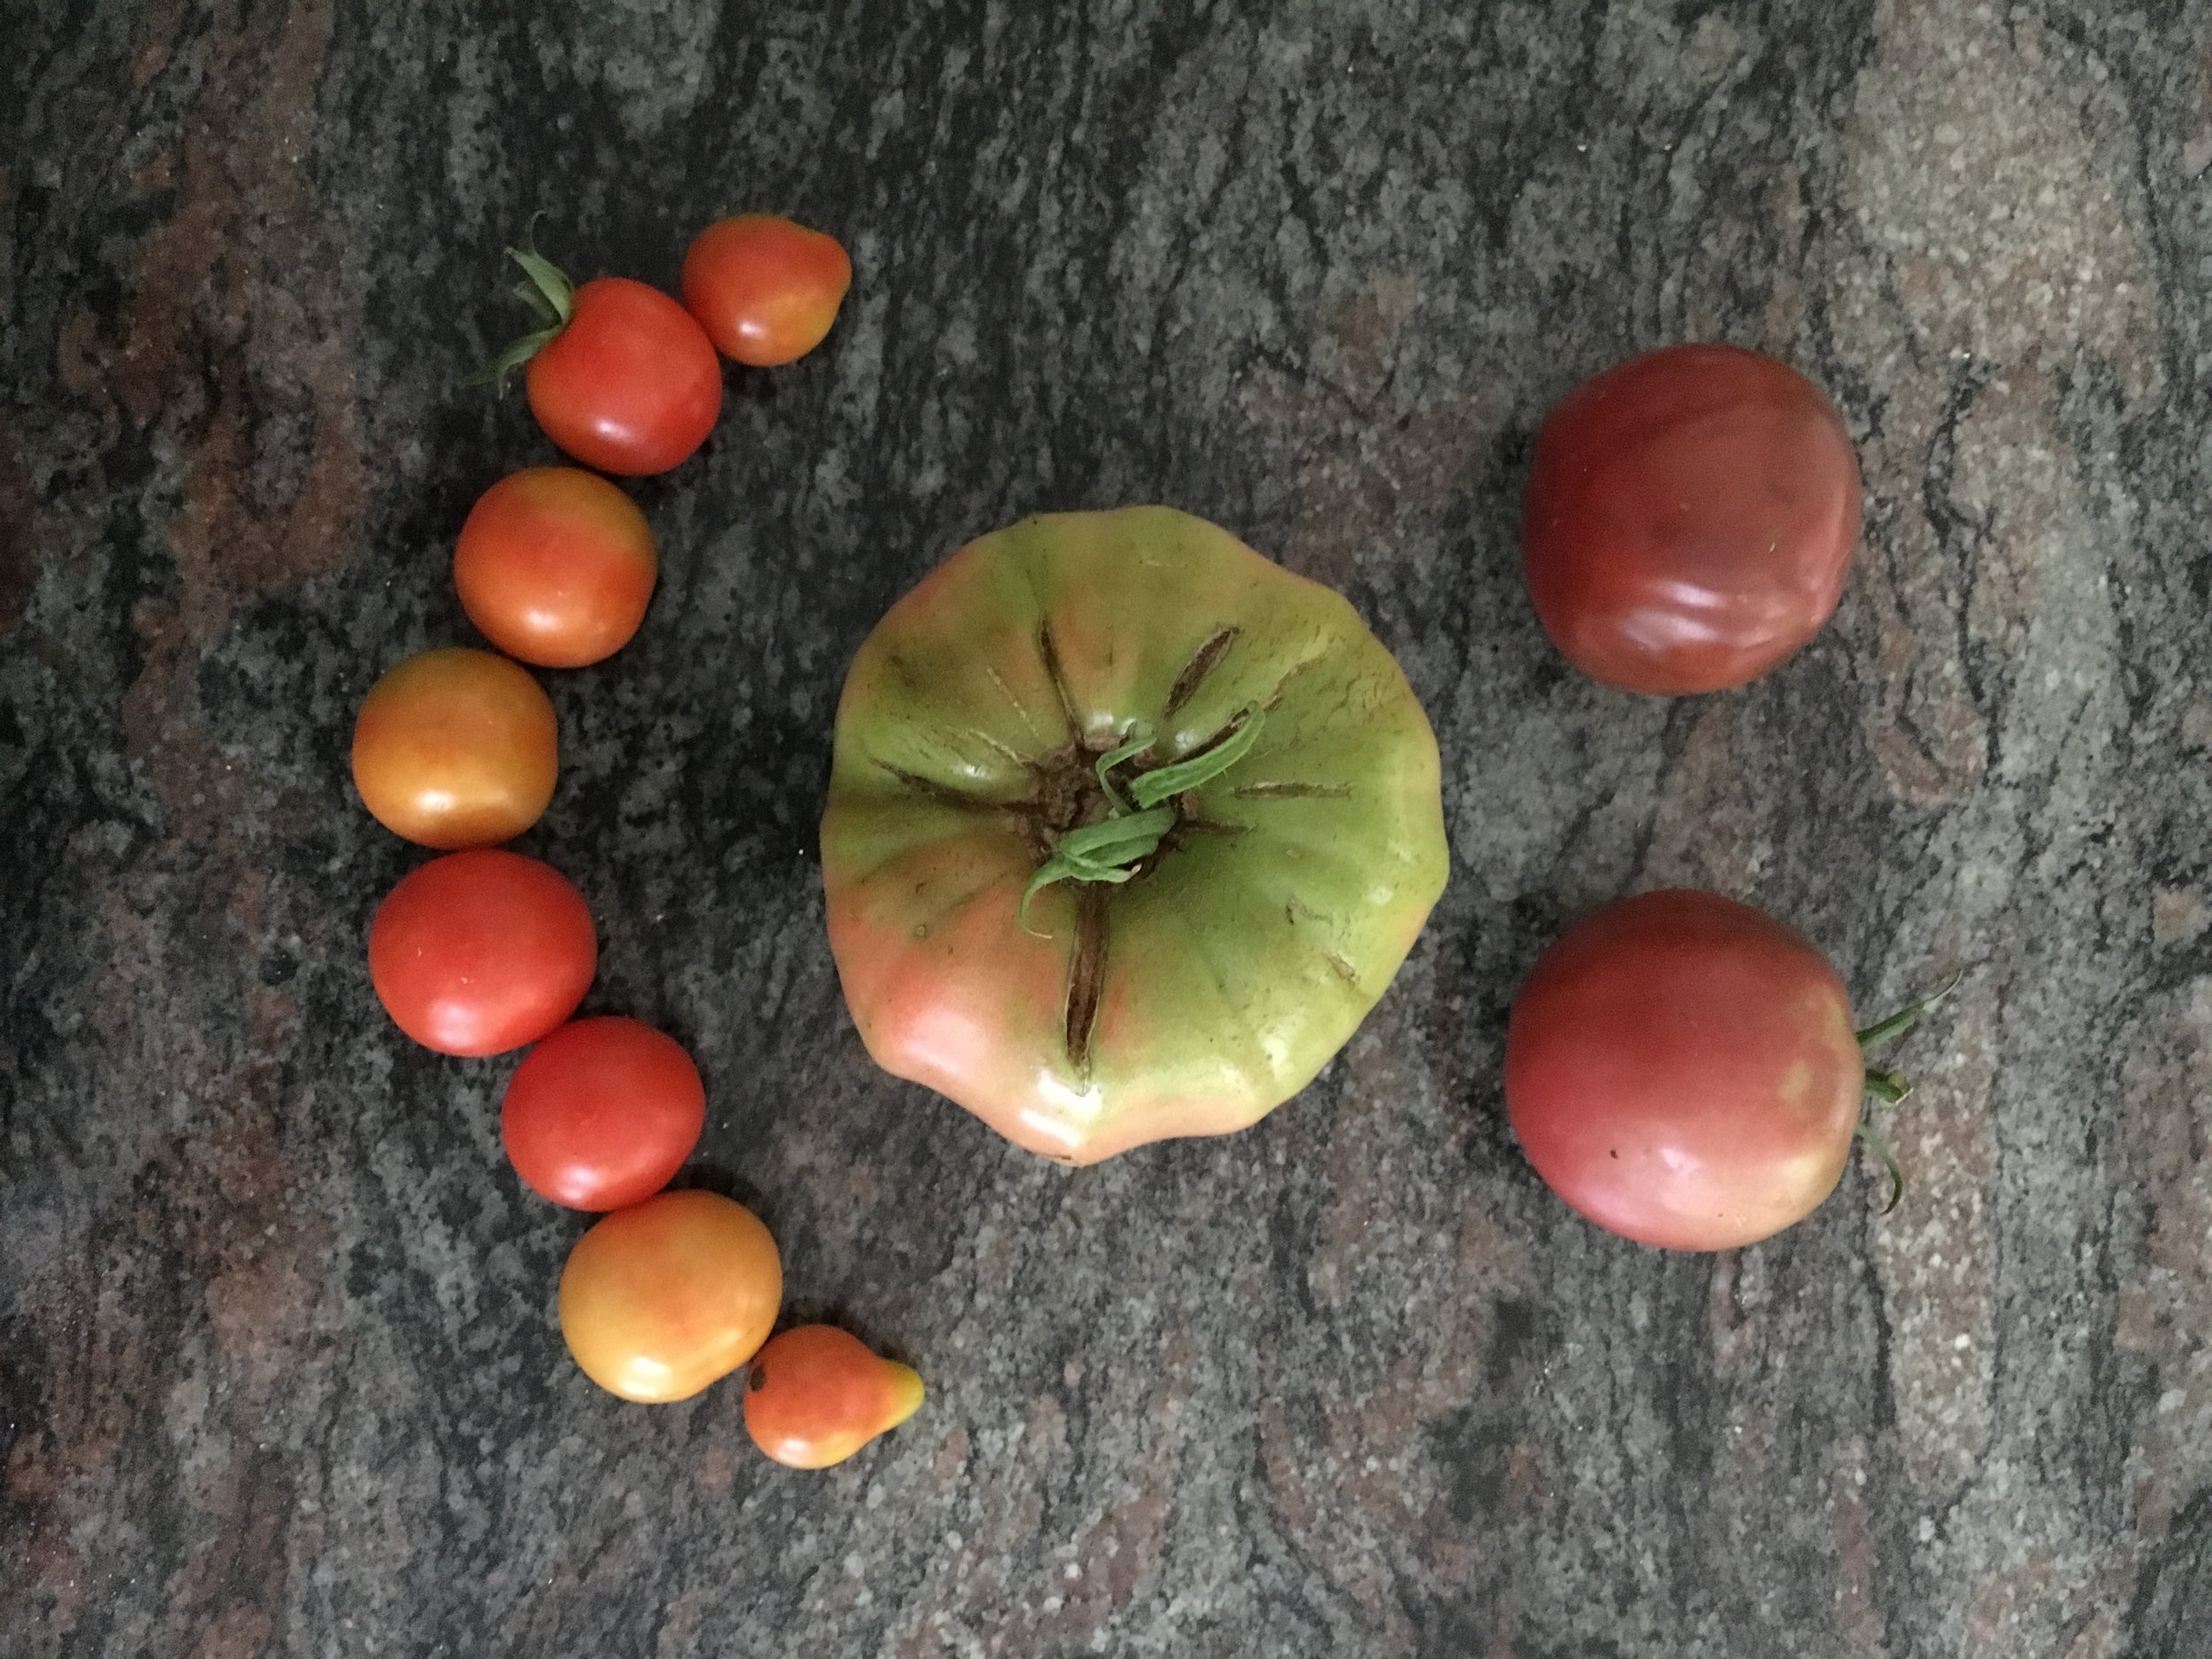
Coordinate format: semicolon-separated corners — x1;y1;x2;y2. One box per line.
501;1017;705;1210
743;1325;925;1469
681;215;851;366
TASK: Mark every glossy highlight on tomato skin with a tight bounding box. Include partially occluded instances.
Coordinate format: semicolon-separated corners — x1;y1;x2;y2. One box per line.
1503;888;1863;1252
742;1325;925;1470
500;1017;704;1210
681;215;852;367
558;1191;781;1403
368;850;596;1056
526;277;723;477
1522;343;1863;695
454;467;657;668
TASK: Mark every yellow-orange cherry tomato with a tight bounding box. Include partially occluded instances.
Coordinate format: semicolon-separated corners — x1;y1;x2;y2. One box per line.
351;647;557;849
680;215;851;367
742;1325;924;1469
557;1191;781;1403
454;468;657;668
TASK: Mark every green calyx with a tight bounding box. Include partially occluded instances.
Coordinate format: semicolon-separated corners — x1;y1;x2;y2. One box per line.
461;245;576;389
1854;970;1965;1214
1019;706;1265;933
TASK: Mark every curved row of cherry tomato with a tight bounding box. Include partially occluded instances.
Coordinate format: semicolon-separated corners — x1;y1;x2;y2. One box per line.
352;216;921;1468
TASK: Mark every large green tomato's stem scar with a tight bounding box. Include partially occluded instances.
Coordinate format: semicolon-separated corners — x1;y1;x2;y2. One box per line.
1021;706;1265;933
1093;725;1156;813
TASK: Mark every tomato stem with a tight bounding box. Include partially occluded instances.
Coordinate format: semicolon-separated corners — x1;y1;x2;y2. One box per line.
1853;970;1965;1212
1855;969;1962;1051
462;242;578;390
1019;705;1265;934
1093;723;1156;813
1863;1067;1910;1104
1126;709;1266;809
1855;1124;1905;1214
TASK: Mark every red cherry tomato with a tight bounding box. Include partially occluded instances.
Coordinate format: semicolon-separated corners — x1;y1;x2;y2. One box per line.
501;1017;705;1210
680;215;852;367
351;647;557;849
454;468;657;668
1503;889;1865;1250
521;275;722;476
743;1325;925;1470
368;850;596;1056
1521;343;1863;695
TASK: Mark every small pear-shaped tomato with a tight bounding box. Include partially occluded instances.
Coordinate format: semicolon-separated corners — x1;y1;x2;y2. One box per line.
742;1325;924;1469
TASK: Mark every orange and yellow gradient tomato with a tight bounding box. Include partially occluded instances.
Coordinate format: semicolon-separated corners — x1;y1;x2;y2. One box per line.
455;468;657;668
742;1325;924;1468
558;1191;780;1402
351;647;557;848
681;216;851;366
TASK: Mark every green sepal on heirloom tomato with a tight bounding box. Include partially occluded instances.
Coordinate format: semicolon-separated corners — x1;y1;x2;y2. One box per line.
822;507;1449;1164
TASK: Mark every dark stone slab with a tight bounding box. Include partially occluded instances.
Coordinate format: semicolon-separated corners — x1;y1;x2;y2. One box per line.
5;2;2209;1654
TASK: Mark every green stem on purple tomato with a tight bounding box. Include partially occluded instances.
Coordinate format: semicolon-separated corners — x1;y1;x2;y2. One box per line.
1854;970;1966;1211
1855;1124;1905;1215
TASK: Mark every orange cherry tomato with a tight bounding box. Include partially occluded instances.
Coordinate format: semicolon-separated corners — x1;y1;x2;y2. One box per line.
351;647;557;849
526;276;723;476
558;1191;781;1403
368;850;596;1056
681;216;852;367
454;468;657;668
742;1325;925;1469
501;1017;704;1210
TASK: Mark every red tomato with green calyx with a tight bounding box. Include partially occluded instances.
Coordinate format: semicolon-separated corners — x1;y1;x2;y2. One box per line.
475;249;722;477
368;850;596;1056
455;467;657;668
1503;888;1866;1251
681;215;851;367
501;1017;704;1210
1522;343;1862;695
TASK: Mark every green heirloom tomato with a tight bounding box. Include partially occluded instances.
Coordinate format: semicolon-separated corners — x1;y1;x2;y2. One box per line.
821;506;1449;1164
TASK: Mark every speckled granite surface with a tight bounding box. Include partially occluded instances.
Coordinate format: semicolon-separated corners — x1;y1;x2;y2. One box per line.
5;3;2211;1655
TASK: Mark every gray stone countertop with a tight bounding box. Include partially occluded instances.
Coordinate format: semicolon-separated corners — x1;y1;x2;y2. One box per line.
5;3;2211;1655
